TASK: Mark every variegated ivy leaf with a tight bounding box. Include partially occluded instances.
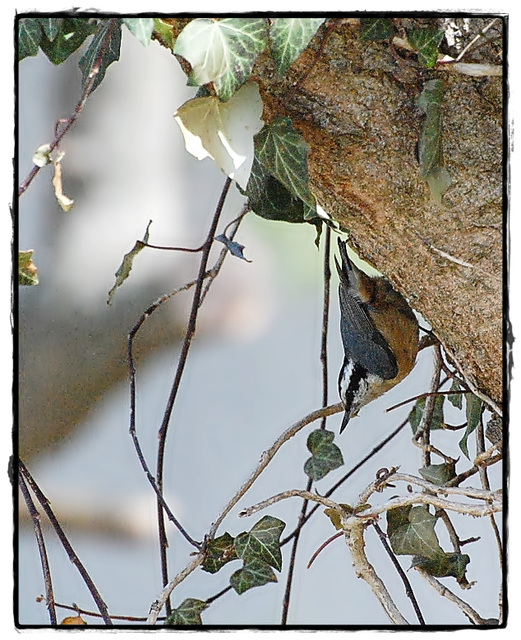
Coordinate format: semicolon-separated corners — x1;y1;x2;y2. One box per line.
254;116;316;213
174;18;268;100
269;18;325;75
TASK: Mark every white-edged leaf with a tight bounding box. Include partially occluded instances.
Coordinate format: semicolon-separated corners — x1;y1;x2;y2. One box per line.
174;18;268;100
174;81;263;189
269;18;325;75
123;18;154;46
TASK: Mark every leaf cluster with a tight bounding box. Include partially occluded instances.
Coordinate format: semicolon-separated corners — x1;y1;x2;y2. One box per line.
387;505;470;582
408;384;484;460
164;516;285;625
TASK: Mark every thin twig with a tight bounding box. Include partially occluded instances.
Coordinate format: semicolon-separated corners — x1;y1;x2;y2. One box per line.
18;471;57;625
281;225;332;625
320;224;332;424
139;241;205;252
454;18;500;63
55;601;163;623
19;460;113;625
416;569;489;625
18;19;120;198
128;287;207;549
415;344;443;467
155;177;232;606
476;415;503;571
147;553;205;625
346;517;409;625
372;521;425;625
240;485;501;521
386;388;474;413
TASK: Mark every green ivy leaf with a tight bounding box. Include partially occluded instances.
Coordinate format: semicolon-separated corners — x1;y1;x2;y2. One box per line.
459;394;483;459
153;18;175;50
230;558;277;595
418;461;456;485
412;551;470;580
39;18;98;66
243;157;310;223
234;515;285;571
304;429;344;481
107;220;152;304
269;18;325;75
174;18;268;101
448;379;463;409
408;395;445;433
254;117;316;212
165;598;207;625
18;18;43;61
79;18;122;95
408;27;445;68
123;18;155;47
360;18;396;41
202;532;238;574
417;79;452;204
39;17;63;42
387;505;443;560
19;250;39;286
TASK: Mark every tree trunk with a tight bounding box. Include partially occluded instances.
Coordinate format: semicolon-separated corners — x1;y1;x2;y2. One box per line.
255;17;503;413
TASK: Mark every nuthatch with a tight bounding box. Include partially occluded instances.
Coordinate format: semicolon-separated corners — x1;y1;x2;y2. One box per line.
335;238;419;433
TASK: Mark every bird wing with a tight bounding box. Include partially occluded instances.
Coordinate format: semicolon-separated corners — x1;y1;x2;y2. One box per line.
337;260;398;380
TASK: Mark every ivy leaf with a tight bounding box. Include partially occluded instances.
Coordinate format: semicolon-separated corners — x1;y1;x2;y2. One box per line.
254;116;316;213
123;18;155;47
304;429;344;481
19;250;39;286
174;18;268;101
39;17;63;42
412;551;470;580
174;81;263;189
79;19;122;95
459;394;483;459
269;18;325;75
408;395;445;433
202;532;238;574
230;559;277;595
408;27;445;68
18;18;43;61
39;18;98;65
234;515;285;571
448;379;463;409
419;461;456;486
360;18;396;41
153;18;175;50
107;220;152;304
417;79;451;204
165;598;207;625
243;157;312;223
387;505;443;560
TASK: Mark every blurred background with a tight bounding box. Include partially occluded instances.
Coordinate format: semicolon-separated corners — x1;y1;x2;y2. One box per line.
17;26;502;626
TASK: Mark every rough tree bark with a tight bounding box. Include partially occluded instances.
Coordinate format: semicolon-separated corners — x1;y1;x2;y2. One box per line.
253;17;503;413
